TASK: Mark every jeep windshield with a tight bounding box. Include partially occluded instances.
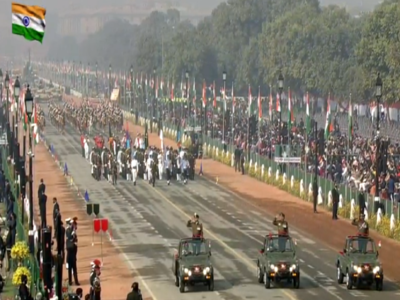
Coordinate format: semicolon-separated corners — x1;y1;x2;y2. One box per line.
267;236;294;252
181;240;209;256
347;237;377;254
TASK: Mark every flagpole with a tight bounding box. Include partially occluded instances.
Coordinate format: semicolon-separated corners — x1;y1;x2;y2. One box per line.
222;71;226;145
231;81;234;152
258;86;261;168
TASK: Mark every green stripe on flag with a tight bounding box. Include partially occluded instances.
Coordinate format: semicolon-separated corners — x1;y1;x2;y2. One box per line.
12;24;44;43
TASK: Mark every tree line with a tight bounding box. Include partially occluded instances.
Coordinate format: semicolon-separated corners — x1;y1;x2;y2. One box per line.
46;0;400;103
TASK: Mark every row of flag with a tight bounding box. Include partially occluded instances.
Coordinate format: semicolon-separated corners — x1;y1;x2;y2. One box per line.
38;61;354;141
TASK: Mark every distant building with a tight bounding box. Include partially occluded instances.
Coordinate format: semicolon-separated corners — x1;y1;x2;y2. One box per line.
56;4;208;37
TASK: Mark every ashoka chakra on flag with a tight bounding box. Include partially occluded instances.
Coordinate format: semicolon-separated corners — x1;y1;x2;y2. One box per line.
12;2;46;43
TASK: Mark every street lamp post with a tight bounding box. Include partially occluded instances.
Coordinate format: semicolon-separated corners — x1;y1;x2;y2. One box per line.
24;85;34;252
374;73;383;213
278;72;284;154
95;62;98;96
14;76;20;141
151;68;156;133
185;71;189;124
5;72;10;123
13;77;20;186
109;64;112;99
313;121;319;213
87;63;90;100
222;71;226;143
130;65;134;110
0;69;3;129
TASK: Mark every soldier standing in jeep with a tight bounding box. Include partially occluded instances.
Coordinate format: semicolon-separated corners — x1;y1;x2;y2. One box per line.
351;213;369;252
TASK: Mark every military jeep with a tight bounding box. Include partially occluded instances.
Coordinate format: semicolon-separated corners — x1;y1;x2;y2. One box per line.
257;234;300;289
336;236;383;290
172;238;214;293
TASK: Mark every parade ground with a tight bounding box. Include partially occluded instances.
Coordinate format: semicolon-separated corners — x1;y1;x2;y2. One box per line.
35;97;400;300
30;134;140;299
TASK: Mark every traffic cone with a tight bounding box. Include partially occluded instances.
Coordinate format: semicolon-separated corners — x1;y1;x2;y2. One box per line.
84;190;89;202
199;161;203;176
64;162;68;176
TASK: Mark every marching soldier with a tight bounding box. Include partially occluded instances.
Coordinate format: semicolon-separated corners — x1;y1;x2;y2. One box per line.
117;146;123;175
165;150;172;185
101;147;108;180
131;154;139;186
181;152;189;184
89;148;95;178
351;213;369;252
112;159;118;185
107;153;112;182
146;152;155;185
157;151;163;181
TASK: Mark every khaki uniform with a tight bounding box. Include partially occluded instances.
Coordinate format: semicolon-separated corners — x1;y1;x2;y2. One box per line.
272;218;289;235
187;219;203;238
351;218;369;252
351;219;369;237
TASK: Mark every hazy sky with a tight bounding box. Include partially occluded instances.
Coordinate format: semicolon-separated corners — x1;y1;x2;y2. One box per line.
0;0;381;60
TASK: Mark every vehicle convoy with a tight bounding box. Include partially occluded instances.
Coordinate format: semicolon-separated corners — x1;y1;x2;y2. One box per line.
336;235;383;290
256;234;300;289
172;237;214;293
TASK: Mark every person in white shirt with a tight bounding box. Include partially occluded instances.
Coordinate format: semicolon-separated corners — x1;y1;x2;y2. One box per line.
89;148;95;177
84;139;90;160
157;152;163;180
181;153;189;184
146;155;154;184
117;148;123;174
165;152;171;185
131;155;139;185
139;136;145;150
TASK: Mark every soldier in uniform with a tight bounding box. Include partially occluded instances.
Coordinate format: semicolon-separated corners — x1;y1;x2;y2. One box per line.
131;154;139;186
101;147;108;180
89;148;95;178
111;159;118;185
351;213;369;252
273;213;289;251
117;146;123;175
157;151;163;181
186;213;203;238
181;152;189;185
332;184;339;220
146;152;155;185
165;149;172;185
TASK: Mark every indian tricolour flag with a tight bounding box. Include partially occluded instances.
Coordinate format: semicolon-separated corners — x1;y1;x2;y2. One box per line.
12;3;46;43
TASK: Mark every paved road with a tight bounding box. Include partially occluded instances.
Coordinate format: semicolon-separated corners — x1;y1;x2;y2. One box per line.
40;101;400;300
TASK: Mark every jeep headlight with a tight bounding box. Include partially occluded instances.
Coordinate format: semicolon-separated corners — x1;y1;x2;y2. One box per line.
289;264;297;272
373;266;380;274
352;265;358;272
270;264;278;272
203;267;211;275
184;268;189;274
